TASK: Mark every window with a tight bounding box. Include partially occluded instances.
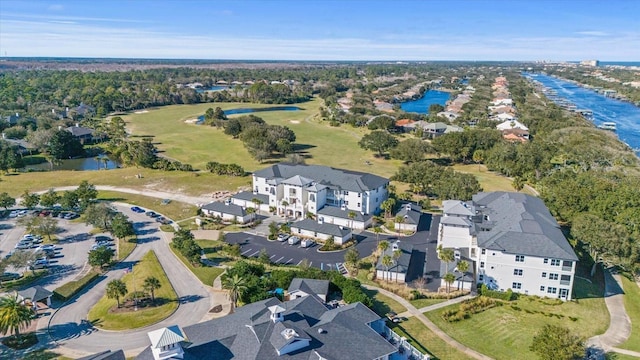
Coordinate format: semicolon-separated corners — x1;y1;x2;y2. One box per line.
551;259;561;266
513;269;523;276
357;203;360;207
479;275;484;281
358;193;361;198
547;287;557;294
481;249;486;255
515;255;525;262
540;286;545;291
265;187;269;192
512;282;522;289
345;201;349;205
542;272;547;278
543;258;549;264
480;261;485;268
289;188;296;196
549;273;559;280
343;191;349;196
310;194;315;202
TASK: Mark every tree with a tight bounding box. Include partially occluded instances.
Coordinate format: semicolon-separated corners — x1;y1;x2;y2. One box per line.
513;176;525;192
390;138;433;163
456;260;469;291
143;276;162;304
251;198;263;215
0;293;34;338
395;215;405;233
18;216;59;242
439;248;455;274
84;203;115;231
6;250;37;275
110;213;135;239
373;226;382;246
88;246;115;268
48;129;84;159
344;248;359;268
258;248;271;264
472;149;485;171
281;200;289;219
0;192;15;210
246;207;256;224
393;248;402;282
378;240;389;256
381;255;393;282
380;198;396;218
443;272;456;293
358;130;399;157
20;190;40;209
347;211;357;229
106;279;127;308
39;189;60;208
59;190;79;210
76;180;98;210
222;274;247;313
530;325;584;360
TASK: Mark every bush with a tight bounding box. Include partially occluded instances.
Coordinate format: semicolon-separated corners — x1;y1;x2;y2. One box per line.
205;162;246;176
53;269;100;301
479;284;518;301
442;296;499;322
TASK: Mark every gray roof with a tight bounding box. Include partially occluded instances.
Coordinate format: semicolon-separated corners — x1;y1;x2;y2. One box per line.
288;278;330;298
202;201;246;217
253;163;388;193
18;285;52;302
472;192;578;261
281;175;314;187
232;191;269;204
78;350;125;360
442;200;474;216
317;206;372;222
422;122;449;131
395;206;421;225
66;126;95;137
1;138;36;150
376;241;413;274
291;219;352;238
136;294;396;360
440;216;473;227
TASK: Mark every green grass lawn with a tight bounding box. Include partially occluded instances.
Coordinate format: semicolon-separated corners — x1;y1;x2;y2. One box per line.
53;269;99;301
124;98;403;178
389;317;473;360
362;287;407;317
117;236;137;261
88;250;178;330
451;164;537;195
97;190;199;221
620;275;640;352
169;240;225;286
410;298;447;309
424;277;608;360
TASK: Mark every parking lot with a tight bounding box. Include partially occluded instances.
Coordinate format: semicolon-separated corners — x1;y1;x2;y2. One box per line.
0;212;111;290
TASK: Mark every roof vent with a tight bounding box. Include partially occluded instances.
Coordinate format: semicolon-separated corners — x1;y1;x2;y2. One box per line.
317;328;325;334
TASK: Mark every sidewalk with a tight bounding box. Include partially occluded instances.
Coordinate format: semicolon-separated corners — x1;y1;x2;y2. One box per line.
363;284;493;360
397;294;474;318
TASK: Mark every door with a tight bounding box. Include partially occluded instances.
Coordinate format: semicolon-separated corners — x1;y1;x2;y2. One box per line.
559;288;569;299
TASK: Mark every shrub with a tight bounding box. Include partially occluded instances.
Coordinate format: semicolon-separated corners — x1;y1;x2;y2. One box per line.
479;284;518;301
53;269;100;301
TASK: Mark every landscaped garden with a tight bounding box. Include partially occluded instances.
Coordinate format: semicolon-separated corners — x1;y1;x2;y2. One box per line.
424;277;608;360
87;250;178;330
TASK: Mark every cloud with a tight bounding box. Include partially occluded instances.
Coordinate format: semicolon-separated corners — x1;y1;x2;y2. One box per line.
575;31;609;37
47;4;64;11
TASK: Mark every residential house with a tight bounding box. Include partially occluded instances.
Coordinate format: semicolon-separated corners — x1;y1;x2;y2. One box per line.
65;124;97;144
201;200;252;224
289;218;352;245
136;294;428;360
75;103;96;118
394;203;422;232
438;192;578;300
437;111;460;121
2;113;21;126
439;249;475;291
501;128;530;142
496;119;528;131
376;240;414;284
1;136;36;155
407;121;463;139
287;278;330;302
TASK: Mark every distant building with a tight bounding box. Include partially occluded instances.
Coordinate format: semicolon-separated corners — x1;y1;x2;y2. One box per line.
580;60;599;67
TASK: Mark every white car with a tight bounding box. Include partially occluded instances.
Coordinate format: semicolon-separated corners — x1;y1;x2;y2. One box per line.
17;210;28;217
277;233;290;242
288;236;300;245
301;239;315;248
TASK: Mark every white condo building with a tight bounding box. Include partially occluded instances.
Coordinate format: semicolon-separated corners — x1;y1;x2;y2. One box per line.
438;192;578;300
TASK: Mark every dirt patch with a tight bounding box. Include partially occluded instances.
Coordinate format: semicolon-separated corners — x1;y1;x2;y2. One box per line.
184;118;199;124
289;120;300;124
134;110;149;114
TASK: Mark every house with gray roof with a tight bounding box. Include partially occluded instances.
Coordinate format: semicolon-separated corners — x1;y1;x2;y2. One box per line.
251;163;389;228
201;200;252;224
290;218;352;245
65;123;97;143
316;205;373;230
376;240;415;284
230;191;270;212
394;203;422;232
136;294;426;360
438;191;578;300
287;278;330;302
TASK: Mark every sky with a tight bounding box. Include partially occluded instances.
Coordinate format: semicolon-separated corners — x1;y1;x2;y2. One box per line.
0;0;639;61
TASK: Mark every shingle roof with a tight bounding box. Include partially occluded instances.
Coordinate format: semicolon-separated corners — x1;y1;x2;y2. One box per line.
231;191;269;204
440;216;473;227
442;200;474;216
288;278;330;298
375;241;413;274
281;175;314;186
66;126;95;137
317;206;372;222
253;163;388;193
291;219;352;237
473;192;578;260
395;206;421;225
18;285;52;303
202;201;246;217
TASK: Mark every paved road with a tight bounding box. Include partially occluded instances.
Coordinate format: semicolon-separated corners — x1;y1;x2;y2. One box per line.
46;204;212;356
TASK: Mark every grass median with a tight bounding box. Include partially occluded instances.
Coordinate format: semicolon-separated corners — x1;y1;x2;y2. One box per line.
169;240;225;286
97;190;199;222
53;269;100;301
88;250;178;330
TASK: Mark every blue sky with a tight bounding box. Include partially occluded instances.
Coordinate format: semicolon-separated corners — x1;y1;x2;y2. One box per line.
1;0;638;61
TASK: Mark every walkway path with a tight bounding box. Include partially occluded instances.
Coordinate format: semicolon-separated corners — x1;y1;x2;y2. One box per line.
586;269;633;357
397;294;474;318
363;284;493;360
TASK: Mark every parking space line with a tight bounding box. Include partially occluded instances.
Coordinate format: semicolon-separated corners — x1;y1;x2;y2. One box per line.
275;256;284;263
286;258;293;264
270;255;277;259
296;260;303;266
249;251;260;257
241;249;253;255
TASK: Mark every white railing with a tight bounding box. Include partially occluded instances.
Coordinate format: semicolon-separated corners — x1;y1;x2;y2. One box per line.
383;327;430;360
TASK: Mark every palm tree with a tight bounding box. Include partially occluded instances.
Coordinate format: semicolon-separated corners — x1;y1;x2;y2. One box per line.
393;249;402;283
347;211;357;229
222;274;247;313
456;260;469;291
444;273;456;293
439;248;455;274
246;207;256;224
251;198;263;215
281;200;289;219
143;276;162;304
106;279;127;308
378;240;389;257
395;215;405;233
0;293;34;338
512;176;525;192
381;255;393;282
373;226;382;245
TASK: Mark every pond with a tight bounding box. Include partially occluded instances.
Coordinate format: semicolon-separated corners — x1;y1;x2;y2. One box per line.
25;156;120;171
196;106;302;123
400;90;451;114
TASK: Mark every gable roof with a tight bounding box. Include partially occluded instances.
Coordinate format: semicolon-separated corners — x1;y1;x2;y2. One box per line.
281;175;314;187
317;206;372;222
395;206;421;225
231;191;269;204
201;201;246;217
472;192;578;261
291;219;352;237
442;200;474;216
18;285;52;302
148;325;186;349
376;241;413;274
66;125;95;137
288;278;330;298
253;163;388;193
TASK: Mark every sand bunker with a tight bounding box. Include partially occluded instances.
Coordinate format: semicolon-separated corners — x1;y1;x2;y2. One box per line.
134;110;149;114
289;120;300;124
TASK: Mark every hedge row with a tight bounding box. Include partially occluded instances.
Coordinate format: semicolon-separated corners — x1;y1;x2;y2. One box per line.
53;269;100;301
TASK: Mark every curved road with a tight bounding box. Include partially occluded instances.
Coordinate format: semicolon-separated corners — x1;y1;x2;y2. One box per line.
47;204;211;356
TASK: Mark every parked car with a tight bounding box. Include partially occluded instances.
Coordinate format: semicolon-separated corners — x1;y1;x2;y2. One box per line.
30;259;49;269
95;236;114;243
301;239;315;248
288;236;300;245
63;212;78;220
18;210;29;217
0;272;22;282
39;210;51;217
145;211;159;218
130;206;145;213
278;233;289;241
15;241;33;250
4;250;14;259
35;244;56;252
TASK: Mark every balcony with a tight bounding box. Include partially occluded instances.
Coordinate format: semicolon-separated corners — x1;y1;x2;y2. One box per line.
562;266;572;272
560;280;571;286
383;327;430;360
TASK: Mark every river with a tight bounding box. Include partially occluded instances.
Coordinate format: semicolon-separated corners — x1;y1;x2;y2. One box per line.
525;73;640;157
400;90;450;114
